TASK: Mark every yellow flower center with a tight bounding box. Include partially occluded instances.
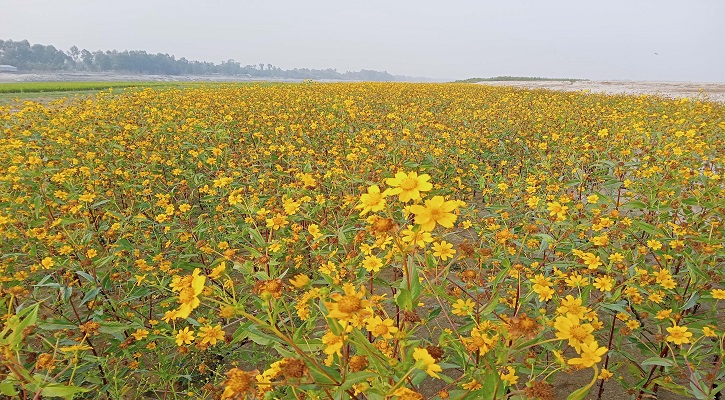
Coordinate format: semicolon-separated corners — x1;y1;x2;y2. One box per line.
569;325;589;341
400;178;418;190
428;207;444;220
365;193;382;205
337;295;362;313
179;287;197;303
373;324;389;336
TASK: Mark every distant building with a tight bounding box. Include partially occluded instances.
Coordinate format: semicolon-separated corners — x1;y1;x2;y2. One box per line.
0;65;18;72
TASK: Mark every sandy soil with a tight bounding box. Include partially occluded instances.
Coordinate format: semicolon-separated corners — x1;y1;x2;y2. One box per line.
476;80;725;102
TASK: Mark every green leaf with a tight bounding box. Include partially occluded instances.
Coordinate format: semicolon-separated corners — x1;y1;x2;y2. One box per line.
566;385;592;400
427;306;442;320
41;384;91;399
680;293;700;311
247;228;266;247
0;381;18;396
339;371;377;391
230;321;253;345
80;287;101;306
478;371;501;400
410;370;428;386
90;199;110;209
395;288;412;310
631;220;657;235
2;303;39;349
116;238;134;252
308;364;340;386
98;321;129;338
480;294;500;317
74;271;97;283
651;377;690;397
620;200;647;210
641;357;675;367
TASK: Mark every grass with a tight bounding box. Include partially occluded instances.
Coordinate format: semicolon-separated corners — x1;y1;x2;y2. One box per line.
0;81;257;106
0;81;178;94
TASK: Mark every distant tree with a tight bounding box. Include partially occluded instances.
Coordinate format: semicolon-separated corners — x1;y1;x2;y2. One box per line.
69;46;80;62
80;49;93;69
0;38;410;81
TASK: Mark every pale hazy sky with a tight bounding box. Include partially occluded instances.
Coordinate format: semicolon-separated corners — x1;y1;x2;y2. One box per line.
1;0;723;81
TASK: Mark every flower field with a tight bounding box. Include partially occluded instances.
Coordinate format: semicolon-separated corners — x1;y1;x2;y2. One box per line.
1;82;724;399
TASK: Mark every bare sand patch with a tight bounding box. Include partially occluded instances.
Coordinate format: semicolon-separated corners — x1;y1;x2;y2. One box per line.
476;80;725;102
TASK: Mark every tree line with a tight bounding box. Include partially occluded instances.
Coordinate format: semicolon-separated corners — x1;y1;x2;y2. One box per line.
0;39;407;81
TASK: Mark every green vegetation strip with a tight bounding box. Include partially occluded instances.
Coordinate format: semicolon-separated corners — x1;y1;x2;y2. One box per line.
0;81;179;94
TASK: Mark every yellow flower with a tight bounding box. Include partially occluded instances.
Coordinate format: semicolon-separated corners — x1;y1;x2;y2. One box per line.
134;274;147;285
198;324;225;346
59;343;92;353
171;268;206;319
325;284;372;326
409;196;458;231
221;368;255;399
384;171;432;202
321;331;344;365
355;184;386;215
712;289;725;300
255;360;283;397
131;329;149;341
432;241;456;260
703;326;717;337
580;252;602;270
451;298;475;316
41;257;55;269
567;341;607;368
556;295;588;319
590;235;609;246
365;316;398;339
654;309;672;320
533;285;554;302
289;274;310;288
593;275;614;292
401;225;434;247
413;347;442;378
282;199;301;215
308;223;323;239
464;328;496;356
393;387;425;399
265;213;289;230
566;273;587;288
462;379;482;390
208;262;226;279
554;314;595;353
666;325;692;345
599;368;613;380
547;201;568;221
500;366;519;385
175;327;195;346
78;192;96;202
351;249;380;270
